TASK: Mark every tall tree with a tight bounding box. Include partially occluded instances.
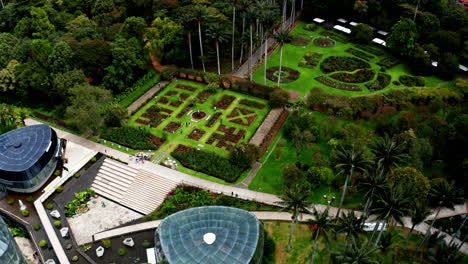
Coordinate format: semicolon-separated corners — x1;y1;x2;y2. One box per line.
408;204;431;236
192;5;209;72
387;18;417;58
0;104;28;134
207;23;230;75
179;8;197;69
273;30;290;85
332;146;372;217
276;183;312;251
336;237;379;264
371;185;412;247
121;16;147;39
359;169;388;219
0;60;19;93
146;17;184;60
336;211;364;248
47;41;74;74
30;7;55;39
369;134;409;174
309;208;334;264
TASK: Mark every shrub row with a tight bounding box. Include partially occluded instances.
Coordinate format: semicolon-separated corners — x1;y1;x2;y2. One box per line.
315;76;362;91
377;56;400;69
259;110;289;156
172;148;244;182
101;127;158;149
345;48;374;61
113;70;159;105
330;69;375;83
355;44;384;56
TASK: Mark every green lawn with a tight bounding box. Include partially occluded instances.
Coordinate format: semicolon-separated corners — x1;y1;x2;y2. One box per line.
127;80;270;183
254;22;452;99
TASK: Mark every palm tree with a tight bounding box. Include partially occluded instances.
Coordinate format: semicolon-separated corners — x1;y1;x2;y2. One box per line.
417;180;463;250
273;30;290;85
207;23;230;75
192;5;209;72
230;0;237;72
369;134;409;174
336;237;380;264
179;9;197;69
245;5;257;80
237;0;250;65
408;204;431;236
332;146;372;217
358;168;388;219
370;185;412;247
308;208;334;264
276;183;312;251
336;211;364;249
428;239;462;264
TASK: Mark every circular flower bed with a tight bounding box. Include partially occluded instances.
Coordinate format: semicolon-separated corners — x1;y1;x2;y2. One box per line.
313;37;336;47
291;34;311;46
266;67;300;83
320;56;371;74
191;111;207;121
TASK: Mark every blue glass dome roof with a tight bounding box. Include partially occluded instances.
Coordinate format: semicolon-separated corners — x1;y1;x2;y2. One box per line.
158;206;262;264
0;125;53;172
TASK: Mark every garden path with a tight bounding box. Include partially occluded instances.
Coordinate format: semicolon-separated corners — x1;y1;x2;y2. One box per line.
249;108;283;146
126;80;169;114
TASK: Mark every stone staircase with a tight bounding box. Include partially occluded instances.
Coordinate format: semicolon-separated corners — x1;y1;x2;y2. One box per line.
91;158;178;214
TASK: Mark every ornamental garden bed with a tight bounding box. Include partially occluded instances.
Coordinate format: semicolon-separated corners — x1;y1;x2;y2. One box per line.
196;90;213;103
291;34;311;46
101;127;160;149
239;99;266;109
163;122;181;133
149;135;166;149
313;37;336;47
399;75;425;87
298;51;323;68
355;44;384;56
345;48;374;61
320;56;371;73
315;76;361;91
377;56;400;69
205;112;222;128
319;31;348;43
176;105;192;119
266;66;300;83
227;107;254;118
365;73;391;91
330;69;375;83
187;129;206;141
214;95;236;109
303;24;317;31
259;110;289;156
175;84;197;92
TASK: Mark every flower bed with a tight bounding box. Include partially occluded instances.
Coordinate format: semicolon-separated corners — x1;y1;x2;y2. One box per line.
149;135;166;149
230;115;257;127
191;111;207;121
399;75;425;87
330;69;375;83
315;76;362;91
135;119;150;125
345;48;374;61
101;127;159;149
266;66;300;83
163;122;181;133
175;84;197;92
176;105;192;119
180;93;191;100
166;91;178;96
259;110;289;156
174;144;194;153
187;129;206;141
377;56;400;69
313;37;336;47
64;189;96;217
320;56;371;73
169;100;183;108
227;107;254;118
159;107;173;114
303;24;317;31
319;31;349;43
291;34;311;46
214;95;235;109
206;112;222;128
196;90;213;103
355;44;384;56
157;97;169;104
239;99;266;109
298;51;323;68
365;73;391;91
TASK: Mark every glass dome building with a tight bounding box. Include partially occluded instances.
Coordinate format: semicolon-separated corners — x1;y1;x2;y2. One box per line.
155;206;264;264
0;216;27;264
0;124;62;193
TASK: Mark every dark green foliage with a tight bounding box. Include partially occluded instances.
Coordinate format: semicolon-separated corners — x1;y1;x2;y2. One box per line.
101;127;158;150
39;240;48;248
15;61;50;98
56;186;64;193
399;75;425;87
386;18;417;58
32;224;41;231
117;248;127;256
64;189;96;217
21;210;30;217
229;143;259;170
437;52;459;80
351;23;373;44
172;149;245;182
141;240;151;248
145;185;278;220
102;239;111;249
26;196;33;202
365;73;391;91
262;231;275;263
320;56;371;73
103;104;127;127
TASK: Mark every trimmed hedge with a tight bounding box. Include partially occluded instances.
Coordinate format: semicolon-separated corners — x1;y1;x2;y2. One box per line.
101;127;157;150
172;149;244;182
399;75;425;87
113;70;160;107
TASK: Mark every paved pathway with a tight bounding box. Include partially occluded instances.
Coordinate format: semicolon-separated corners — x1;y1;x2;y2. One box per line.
249;108;283;146
127;81;169;114
235;161;262;189
26;118;468;256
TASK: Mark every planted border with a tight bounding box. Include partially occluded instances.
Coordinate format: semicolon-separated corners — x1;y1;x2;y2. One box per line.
315;76;361;91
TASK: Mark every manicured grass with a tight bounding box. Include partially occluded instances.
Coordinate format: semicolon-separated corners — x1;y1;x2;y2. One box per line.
119;74;161;108
254;22;451;99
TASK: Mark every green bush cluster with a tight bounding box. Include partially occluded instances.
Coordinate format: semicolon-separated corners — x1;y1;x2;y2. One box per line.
320;56;371;73
145;185;278;221
45;203;54;210
54;220;61;228
102;239;112;249
10;227;28;237
64;189;96;217
39;240;48;248
142;240;151;248
118;248;127;256
32;224;41;231
399;75;425;87
303;24;317;31
56;186;64;193
21;210;29;217
6;198;14;205
365;73;391;91
26;196;34;202
101;127;157;150
172;150;244;182
113;70;158;103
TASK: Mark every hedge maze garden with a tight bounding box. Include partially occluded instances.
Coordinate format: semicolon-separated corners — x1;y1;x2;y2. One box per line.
128;80;270;161
254;22;450;98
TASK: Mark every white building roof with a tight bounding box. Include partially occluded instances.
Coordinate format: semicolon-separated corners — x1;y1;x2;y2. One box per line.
338;18;348;23
459;64;468;71
313;18;325;23
377;30;388;36
432;61;438;67
349;22;358;26
372;38;386;46
333;25;351;34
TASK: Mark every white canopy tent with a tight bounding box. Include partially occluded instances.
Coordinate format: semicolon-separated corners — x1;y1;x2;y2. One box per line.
337;18;348;23
333;25;351;34
313;18;325;24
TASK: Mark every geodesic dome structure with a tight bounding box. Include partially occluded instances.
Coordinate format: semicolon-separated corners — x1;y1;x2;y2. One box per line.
157;206;264;264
